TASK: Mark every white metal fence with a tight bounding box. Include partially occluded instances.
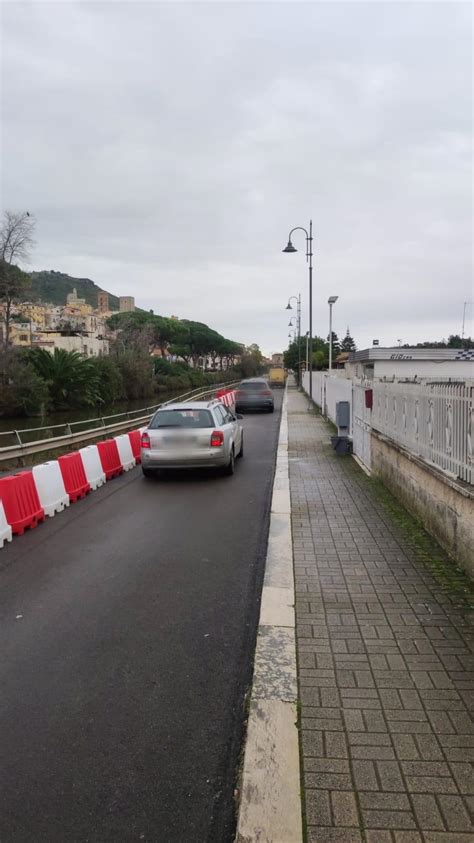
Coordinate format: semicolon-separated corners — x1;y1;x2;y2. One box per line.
302;372;473;485
302;372;352;432
353;383;372;471
371;380;473;485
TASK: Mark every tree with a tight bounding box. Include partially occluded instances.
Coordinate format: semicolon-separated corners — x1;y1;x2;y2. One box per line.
90;356;125;404
0;211;36;346
313;350;326;370
239;344;264;378
340;328;357;353
0;348;49;417
326;331;340;356
284;339;299;372
27;348;102;410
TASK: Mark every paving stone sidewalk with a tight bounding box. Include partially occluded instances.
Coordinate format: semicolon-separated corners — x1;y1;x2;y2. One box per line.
288;385;474;843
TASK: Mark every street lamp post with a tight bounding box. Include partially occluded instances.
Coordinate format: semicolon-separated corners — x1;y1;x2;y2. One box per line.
328;296;338;371
286;294;301;385
282;221;313;401
305;331;309;371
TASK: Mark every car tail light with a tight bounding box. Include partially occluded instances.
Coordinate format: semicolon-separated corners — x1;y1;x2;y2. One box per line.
141;432;151;449
236;390;244;397
262;390;273;396
210;430;224;447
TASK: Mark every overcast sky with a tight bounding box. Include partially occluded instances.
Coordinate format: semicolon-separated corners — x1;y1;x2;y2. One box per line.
1;1;472;354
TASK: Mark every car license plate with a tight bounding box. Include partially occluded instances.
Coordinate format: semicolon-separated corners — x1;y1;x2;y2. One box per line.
163;436;196;447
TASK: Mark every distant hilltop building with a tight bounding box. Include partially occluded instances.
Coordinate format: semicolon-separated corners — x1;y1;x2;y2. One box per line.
67;287;86;306
97;291;109;313
119;296;135;312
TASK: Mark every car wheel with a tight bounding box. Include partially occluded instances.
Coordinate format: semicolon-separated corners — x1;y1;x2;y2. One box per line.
224;448;235;475
142;467;155;478
237;434;244;458
268;406;274;413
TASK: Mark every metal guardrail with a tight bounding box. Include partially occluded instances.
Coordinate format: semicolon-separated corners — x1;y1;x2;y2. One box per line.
0;381;239;464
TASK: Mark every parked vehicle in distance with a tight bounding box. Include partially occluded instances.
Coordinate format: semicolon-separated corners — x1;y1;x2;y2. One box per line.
141;400;243;478
268;367;286;388
235;379;274;413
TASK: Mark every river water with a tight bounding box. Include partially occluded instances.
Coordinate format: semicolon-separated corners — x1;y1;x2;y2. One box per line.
0;392;181;444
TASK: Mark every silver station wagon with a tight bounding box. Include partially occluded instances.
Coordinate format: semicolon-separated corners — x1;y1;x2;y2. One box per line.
141;400;244;478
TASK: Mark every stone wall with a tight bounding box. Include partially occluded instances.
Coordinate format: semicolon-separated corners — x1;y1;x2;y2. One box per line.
371;431;474;578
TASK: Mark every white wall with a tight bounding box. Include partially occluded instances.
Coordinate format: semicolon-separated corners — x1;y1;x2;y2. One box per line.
374;360;474;380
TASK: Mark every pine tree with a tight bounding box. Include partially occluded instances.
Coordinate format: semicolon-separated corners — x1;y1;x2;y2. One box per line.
340;327;357;353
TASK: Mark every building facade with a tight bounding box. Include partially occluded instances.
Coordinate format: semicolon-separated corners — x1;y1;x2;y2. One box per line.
119;296;135;312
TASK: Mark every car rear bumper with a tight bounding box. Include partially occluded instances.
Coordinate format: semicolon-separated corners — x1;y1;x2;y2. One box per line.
141;449;229;469
235;400;273;410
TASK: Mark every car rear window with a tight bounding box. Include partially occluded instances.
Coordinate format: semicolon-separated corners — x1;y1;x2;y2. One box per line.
238;382;267;391
149;409;214;429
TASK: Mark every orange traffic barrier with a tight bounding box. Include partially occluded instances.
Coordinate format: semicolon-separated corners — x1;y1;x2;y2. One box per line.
58;452;91;502
97;439;124;480
0;471;45;535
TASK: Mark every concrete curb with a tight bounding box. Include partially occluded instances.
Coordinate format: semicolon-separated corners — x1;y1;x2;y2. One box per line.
236;385;302;843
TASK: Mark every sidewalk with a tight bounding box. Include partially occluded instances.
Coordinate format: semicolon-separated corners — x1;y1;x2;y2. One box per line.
288;384;474;843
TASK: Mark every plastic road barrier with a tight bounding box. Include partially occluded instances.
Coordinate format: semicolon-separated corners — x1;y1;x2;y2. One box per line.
79;445;106;490
32;461;70;517
0;472;45;535
58;453;91;502
97;439;124;481
0;500;13;548
216;389;235;407
114;434;136;472
127;430;142;464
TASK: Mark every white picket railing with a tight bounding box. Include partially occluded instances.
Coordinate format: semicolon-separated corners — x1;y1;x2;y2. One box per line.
302;372;473;485
371;380;473;485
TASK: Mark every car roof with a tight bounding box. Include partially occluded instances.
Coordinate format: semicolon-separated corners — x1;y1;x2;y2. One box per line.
156;400;220;411
239;377;267;383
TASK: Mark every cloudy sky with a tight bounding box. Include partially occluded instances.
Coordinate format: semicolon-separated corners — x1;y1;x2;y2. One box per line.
1;1;472;354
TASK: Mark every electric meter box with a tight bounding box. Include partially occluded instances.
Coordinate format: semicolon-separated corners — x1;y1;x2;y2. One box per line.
336;401;350;430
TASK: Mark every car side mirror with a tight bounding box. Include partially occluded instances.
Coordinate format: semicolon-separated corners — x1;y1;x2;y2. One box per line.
237;414;244;420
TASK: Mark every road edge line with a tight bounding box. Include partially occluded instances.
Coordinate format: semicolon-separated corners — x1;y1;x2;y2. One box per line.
235;383;302;843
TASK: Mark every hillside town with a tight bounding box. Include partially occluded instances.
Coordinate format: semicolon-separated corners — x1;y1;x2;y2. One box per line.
0;288;135;357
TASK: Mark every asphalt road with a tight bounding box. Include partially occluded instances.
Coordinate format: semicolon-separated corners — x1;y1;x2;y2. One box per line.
0;393;282;843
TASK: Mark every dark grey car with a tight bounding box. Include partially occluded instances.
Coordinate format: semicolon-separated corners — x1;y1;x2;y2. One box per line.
235;379;274;413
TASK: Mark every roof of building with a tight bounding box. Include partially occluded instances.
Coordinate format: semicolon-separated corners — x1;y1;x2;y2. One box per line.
349;347;474;363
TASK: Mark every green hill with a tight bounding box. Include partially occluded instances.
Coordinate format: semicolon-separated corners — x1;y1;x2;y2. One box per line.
28;270;120;310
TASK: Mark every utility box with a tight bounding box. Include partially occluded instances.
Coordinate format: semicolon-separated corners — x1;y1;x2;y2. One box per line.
331;400;351;456
336;401;350;432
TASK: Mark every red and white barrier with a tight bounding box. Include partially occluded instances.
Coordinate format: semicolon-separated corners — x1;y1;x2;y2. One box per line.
215;388;236;409
58;453;91;503
0;501;12;548
32;461;70;517
79;445;106;490
128;430;142;465
97;439;123;481
0;472;45;535
114;434;136;472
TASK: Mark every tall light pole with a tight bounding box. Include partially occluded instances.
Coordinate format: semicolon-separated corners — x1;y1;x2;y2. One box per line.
305;331;309;371
328;296;338;371
282;221;313;401
286;294;301;385
462;301;472;340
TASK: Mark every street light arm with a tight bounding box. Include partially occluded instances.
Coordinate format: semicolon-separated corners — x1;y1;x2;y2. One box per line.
288;226;309;240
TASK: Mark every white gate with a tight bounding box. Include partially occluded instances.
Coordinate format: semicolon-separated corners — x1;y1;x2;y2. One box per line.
353;384;372;472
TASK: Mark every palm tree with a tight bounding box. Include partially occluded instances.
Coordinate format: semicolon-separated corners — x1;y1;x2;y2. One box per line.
28;348;102;409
